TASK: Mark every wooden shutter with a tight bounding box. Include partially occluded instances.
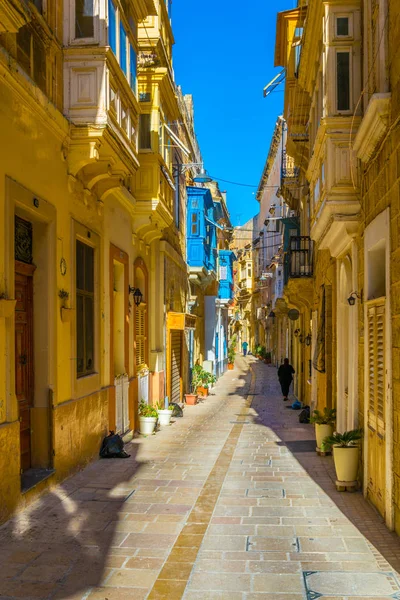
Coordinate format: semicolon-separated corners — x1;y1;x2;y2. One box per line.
135;303;146;368
170;331;182;404
367;301;385;435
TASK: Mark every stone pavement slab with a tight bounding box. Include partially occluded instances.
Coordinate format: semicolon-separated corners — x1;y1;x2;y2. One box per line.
1;357;400;599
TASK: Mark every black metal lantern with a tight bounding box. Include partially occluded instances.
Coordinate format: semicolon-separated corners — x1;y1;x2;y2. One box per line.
347;291;362;306
128;286;143;307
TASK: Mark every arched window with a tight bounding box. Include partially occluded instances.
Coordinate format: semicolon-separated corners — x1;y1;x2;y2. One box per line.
134;258;148;371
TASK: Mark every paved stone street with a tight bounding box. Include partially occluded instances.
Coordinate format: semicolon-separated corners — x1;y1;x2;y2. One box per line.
1;357;400;599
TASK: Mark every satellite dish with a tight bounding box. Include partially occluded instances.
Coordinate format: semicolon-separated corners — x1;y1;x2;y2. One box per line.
288;309;300;321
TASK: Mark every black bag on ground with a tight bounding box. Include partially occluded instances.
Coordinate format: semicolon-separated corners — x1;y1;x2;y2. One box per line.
299;406;310;424
100;431;130;458
170;403;183;418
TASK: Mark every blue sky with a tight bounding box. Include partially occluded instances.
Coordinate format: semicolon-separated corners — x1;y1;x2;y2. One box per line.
172;0;295;226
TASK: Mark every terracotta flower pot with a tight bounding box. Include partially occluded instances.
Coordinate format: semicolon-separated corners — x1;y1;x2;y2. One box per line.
227;363;234;370
197;386;208;397
185;394;198;405
333;446;359;482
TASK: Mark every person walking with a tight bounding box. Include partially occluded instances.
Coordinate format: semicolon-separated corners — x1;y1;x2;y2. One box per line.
278;358;295;401
242;341;248;356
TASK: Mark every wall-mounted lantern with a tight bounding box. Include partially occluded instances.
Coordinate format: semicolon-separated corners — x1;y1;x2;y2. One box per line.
347;291;362;306
128;286;143;307
305;333;311;346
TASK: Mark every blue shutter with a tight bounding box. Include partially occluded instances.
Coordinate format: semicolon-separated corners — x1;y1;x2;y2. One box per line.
108;0;116;54
130;44;136;92
120;22;127;74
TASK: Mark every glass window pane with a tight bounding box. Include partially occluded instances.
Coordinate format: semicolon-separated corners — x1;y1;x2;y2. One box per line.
120;23;127;74
76;241;85;291
85;245;94;292
16;26;31;75
337;17;349;36
337;52;350;111
130;44;136;92
76;294;84;375
85;296;94;373
139;114;151;149
75;0;94;38
33;33;46;94
108;0;117;54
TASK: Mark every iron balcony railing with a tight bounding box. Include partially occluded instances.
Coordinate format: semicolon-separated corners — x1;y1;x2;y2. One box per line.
281;150;300;180
285;236;313;282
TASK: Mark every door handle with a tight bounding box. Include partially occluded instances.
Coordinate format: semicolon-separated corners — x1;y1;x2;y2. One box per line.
19;354;27;365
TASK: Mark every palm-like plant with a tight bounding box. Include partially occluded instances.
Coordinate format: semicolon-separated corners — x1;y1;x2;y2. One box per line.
310;407;337;425
323;428;363;448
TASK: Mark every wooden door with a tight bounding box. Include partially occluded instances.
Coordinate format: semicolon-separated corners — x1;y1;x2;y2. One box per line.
367;300;386;517
170;331;182;404
15;263;35;473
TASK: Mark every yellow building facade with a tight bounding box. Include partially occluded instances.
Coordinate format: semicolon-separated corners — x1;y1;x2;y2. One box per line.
274;0;400;533
0;0;199;523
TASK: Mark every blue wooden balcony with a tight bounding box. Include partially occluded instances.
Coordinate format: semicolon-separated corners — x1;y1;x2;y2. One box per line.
187;186;217;277
218;250;235;301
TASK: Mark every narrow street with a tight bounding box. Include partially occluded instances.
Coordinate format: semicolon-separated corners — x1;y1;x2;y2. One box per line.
1;358;400;600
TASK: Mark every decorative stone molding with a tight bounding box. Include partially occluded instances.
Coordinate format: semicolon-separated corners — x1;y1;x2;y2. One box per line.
353;93;391;163
0;1;30;33
318;214;360;258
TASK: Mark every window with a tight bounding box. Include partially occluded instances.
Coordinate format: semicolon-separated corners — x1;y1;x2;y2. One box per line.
119;22;127;74
75;0;94;39
120;102;128;134
76;240;95;377
139;114;151;149
135;304;147;368
109;84;117;117
314;178;320;205
247;264;252;278
336;16;349;36
191;212;199;235
16;25;47;94
32;0;43;13
337;51;350;111
368;302;385;430
129;44;136;92
139;92;151;102
108;0;117;54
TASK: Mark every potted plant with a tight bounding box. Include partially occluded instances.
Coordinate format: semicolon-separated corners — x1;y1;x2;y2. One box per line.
138;400;158;435
0;293;16;318
194;365;208;397
310;407;337;453
227;335;236;369
323;428;363;488
156;399;173;427
59;289;73;322
227;343;236;370
264;351;272;364
185;366;202;405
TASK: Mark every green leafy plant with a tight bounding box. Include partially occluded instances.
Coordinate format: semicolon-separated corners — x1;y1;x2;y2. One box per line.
323;428;363;448
190;364;204;394
310;408;337;425
138;400;158;418
155;400;173;411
